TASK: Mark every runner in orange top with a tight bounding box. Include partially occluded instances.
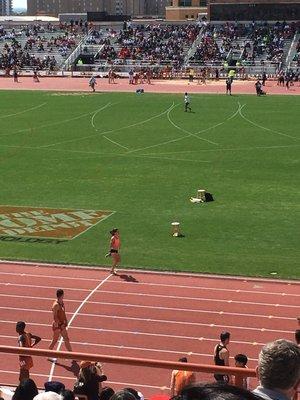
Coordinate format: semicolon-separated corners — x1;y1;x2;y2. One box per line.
106;228;121;275
49;289;72;360
16;321;41;382
170;357;196;397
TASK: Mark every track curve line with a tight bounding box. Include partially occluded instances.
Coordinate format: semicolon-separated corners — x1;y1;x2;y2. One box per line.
42;102;175;150
238;103;299;141
0;102;47;120
0;105;110;139
48;273;112;381
127;102;242;154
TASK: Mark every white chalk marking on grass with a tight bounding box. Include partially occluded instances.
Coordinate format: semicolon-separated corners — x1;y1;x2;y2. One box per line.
0;107;106;139
43;102;175;149
48;273;112;381
39;102;113;148
127;102;242;154
103;134;130;150
1;141;298;159
167;104;219;145
0;102;47;120
90;102;113;130
130;153;211;164
238;102;299;141
71;210;116;240
140;143;300;156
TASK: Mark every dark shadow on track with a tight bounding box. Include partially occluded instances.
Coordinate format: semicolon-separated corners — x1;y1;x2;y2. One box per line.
118;274;139;283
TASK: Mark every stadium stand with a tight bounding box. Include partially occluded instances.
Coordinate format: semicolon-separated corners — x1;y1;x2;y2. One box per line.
0;21;299;79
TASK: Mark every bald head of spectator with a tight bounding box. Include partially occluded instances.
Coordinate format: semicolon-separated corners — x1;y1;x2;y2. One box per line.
33;392;62;400
254;339;300;400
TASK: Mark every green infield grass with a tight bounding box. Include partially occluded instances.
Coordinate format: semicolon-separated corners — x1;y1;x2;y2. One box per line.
0;90;299;279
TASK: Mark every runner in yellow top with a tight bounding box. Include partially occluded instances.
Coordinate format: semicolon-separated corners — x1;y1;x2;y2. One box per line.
49;289;72;361
16;321;41;382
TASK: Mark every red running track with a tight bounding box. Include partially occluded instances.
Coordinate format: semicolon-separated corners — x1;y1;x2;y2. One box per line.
0;261;298;397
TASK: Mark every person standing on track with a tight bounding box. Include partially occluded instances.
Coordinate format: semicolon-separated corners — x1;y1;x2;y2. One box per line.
49;289;72;360
16;321;41;382
170;357;196;397
89;76;97;92
105;228;121;275
184;93;192;112
226;77;232;95
213;331;231;383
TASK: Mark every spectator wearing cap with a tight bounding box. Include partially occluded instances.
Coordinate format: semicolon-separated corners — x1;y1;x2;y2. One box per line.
234;354;249;389
73;361;107;400
253;339;300;400
213;331;231;383
170;357;196;397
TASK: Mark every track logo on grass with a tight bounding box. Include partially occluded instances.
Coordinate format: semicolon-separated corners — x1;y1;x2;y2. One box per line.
0;206;113;240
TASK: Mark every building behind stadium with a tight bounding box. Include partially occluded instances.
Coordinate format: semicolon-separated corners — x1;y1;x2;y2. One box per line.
27;0;170;18
166;0;300;21
0;0;12;15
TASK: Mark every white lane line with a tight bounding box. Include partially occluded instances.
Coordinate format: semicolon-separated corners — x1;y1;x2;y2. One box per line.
0;307;293;334
43;102;175;148
0;103;47;120
0;262;299;285
107;280;300;297
0;270;105;283
0;291;298;310
0;334;261;359
126;102;241;154
0;299;295;321
0;279;299;298
0;319;291;344
238;103;299;141
48;273;112;381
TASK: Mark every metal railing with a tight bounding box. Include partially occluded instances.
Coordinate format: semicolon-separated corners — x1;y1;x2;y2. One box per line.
0;344;256;377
